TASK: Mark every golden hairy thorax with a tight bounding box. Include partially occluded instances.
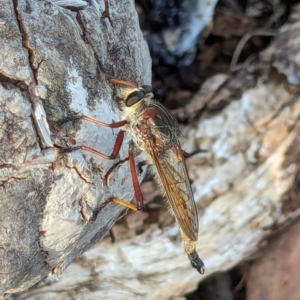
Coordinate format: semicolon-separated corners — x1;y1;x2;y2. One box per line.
121;93;181;154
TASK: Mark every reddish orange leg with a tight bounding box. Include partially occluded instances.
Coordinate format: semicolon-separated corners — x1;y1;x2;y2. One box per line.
107;148;146;211
63;145;146;220
91;148;146;221
128;148;145;210
61;130;125;159
59;114;128;129
110;197;139;211
103;73;139;89
91;196;139;221
60;114;127;159
60;114;145;218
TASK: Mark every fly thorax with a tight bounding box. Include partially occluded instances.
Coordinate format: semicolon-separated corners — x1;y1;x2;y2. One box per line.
121;103;148;150
135;102;180;153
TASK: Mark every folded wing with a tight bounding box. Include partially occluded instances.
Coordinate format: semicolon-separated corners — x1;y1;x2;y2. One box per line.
146;140;199;241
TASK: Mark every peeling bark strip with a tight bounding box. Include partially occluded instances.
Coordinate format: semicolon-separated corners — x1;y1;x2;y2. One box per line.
0;0;150;295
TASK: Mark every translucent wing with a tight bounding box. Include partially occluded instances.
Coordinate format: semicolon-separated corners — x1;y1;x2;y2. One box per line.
146;140;199;241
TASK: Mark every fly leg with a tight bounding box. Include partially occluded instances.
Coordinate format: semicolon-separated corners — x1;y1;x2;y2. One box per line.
59;113;145;218
59;113;128;128
60;129;125;160
180;229;205;274
90;148;145;219
62;146;146;219
92;147;146;220
103;74;139;89
59;114;127;160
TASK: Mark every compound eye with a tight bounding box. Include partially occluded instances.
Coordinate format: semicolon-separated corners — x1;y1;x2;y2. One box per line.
140;85;152;94
125;90;145;107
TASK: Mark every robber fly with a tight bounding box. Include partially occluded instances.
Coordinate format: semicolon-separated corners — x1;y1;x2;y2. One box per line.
61;76;205;274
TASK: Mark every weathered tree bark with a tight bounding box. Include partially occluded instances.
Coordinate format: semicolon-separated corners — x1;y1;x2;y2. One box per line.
0;0;150;296
2;1;300;300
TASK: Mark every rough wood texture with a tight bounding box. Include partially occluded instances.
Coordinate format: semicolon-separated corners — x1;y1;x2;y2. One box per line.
0;0;150;295
2;1;300;300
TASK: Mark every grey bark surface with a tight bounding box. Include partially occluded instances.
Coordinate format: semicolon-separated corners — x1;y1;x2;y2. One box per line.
0;0;150;295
